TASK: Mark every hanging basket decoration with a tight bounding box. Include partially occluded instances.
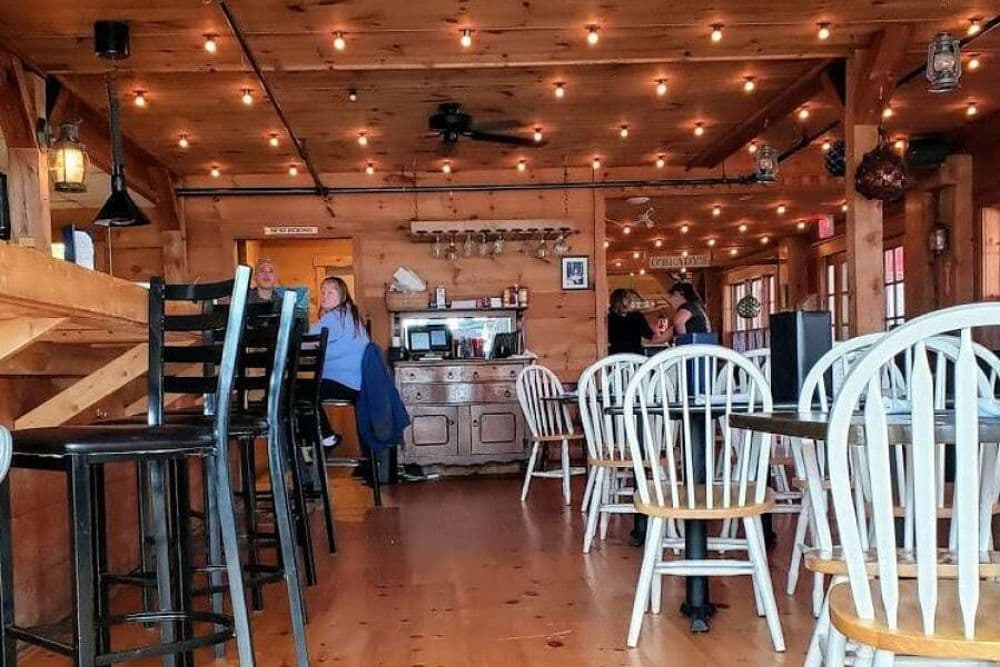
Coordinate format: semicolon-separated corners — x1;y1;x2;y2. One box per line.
824;140;846;177
736;294;762;320
855;135;907;203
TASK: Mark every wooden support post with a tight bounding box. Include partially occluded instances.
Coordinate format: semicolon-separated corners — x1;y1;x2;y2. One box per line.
593;193;608;356
937;155;974;306
904;190;935;316
777;237;809;309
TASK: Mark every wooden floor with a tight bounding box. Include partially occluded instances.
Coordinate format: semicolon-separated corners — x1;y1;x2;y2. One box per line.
21;473;817;666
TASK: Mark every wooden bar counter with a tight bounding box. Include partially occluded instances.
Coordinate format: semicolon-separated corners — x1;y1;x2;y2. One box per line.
0;242;153;629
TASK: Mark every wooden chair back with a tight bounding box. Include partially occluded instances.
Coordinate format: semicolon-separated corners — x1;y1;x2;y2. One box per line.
516;365;574;440
578;354;647;464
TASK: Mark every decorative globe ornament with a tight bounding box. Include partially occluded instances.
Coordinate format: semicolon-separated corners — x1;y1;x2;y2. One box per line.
824;140;846;177
753;144;778;183
926;32;961;93
736;294;762;319
855;133;908;203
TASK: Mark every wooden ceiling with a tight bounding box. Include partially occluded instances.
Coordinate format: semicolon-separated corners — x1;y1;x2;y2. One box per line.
0;0;996;181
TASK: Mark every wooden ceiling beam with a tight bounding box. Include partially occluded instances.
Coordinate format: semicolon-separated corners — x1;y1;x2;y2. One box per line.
686;59;834;170
850;23;917;124
0;54;39;148
49;84;169;205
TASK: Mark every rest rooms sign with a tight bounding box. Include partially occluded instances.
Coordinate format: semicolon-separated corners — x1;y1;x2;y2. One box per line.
649;253;712;269
264;226;319;236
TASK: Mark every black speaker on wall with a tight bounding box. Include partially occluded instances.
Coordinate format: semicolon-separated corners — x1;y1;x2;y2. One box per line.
0;172;10;242
769;311;833;405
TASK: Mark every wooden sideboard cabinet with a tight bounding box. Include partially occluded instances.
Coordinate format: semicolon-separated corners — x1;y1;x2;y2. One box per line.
395;358;530;467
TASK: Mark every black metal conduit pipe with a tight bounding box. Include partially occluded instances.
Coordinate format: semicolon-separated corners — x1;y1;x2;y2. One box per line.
214;0;324;192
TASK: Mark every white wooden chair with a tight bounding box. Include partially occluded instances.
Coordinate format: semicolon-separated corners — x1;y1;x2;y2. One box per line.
517;364;587;505
578;354;649;552
823;303;1000;665
0;426;9;484
623;345;785;651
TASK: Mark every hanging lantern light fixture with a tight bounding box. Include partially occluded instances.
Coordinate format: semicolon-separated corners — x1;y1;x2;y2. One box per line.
926;32;962;93
48;121;89;193
753;144;778;183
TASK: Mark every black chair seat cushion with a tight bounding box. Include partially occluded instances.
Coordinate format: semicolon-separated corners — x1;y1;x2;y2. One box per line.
98;411;268;437
12;424;215;458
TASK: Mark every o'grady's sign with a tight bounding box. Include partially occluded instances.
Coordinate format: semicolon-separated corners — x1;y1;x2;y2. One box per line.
648;253;712;270
264;226;319;236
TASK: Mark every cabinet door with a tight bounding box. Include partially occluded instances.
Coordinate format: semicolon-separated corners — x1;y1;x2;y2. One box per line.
403;405;460;461
469;403;525;456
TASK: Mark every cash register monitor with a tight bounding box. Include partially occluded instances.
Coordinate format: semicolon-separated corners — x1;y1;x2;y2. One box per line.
407;325;452;358
408;328;431;354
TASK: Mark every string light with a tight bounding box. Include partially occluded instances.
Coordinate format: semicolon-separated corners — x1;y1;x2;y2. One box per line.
554;82;566;98
681;249;689;257
516;158;527;172
533;127;543;143
656;79;668;96
241;88;253;106
203;34;218;53
817;22;831;40
592;156;601;170
747;140;758;154
623;226;632;235
632;250;641;259
680;224;689;234
712;204;722;217
760;236;770;245
442;161;452;174
729;247;739;256
841;203;848;213
655;154;665;168
358;130;369;146
797;106;810;121
619;125;629;139
821;139;832;152
333;31;346;50
347;89;358;102
460;28;473;48
707;238;717;247
882;106;894;119
694;122;705;137
968;55;982;71
365;162;375;175
133;90;147;107
210;165;220;178
710;24;724;42
178;134;190;149
603;240;610;249
797;220;807;230
777;204;787;215
743;76;756;93
966;101;978;117
654;239;663;248
288;164;299;176
968;18;982;36
893;138;906;152
738;223;748;233
587;25;600;45
639;268;646;276
269;133;280;148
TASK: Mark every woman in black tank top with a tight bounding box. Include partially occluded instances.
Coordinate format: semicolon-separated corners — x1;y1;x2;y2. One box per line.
666;281;710;337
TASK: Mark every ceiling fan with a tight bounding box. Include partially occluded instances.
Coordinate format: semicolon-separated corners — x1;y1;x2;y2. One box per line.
427;102;546;151
605;206;657;230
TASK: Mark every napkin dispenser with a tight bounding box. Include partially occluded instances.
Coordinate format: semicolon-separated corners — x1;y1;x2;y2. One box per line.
769;311;832;404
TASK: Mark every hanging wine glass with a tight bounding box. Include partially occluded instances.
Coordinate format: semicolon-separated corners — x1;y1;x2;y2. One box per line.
534;230;549;259
492;230;505;256
446;235;458;262
463;232;475;258
553;228;569;256
478;231;491;257
431;233;444;259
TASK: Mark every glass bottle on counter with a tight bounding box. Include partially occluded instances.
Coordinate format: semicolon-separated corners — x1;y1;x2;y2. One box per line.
517;286;529;307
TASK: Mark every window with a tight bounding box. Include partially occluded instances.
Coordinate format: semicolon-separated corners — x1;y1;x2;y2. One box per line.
728;274;776;351
824;253;850;340
884;245;905;328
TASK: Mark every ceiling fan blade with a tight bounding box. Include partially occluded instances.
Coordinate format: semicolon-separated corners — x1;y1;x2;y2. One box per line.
466;130;545;147
474;119;523;132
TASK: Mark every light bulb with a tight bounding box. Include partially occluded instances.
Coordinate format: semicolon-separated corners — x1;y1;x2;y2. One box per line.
516;159;527;172
761;236;770;245
743;76;756;93
639;268;646;276
288;165;299;176
632;250;641;259
747;140;758;154
817;22;831;40
269;134;279;148
241;88;253;106
694;122;705;137
554;82;565;98
821;139;831;152
681;249;689;257
967;101;978;117
460;28;473;48
882;107;894;119
533;127;543;143
893;138;906;152
619;125;629;139
133;90;147;107
178;134;189;149
347;89;358;102
365;162;375;175
587;25;600;45
707;238;717;247
442;161;452;174
623;226;631;235
710;24;724;42
656;79;668;96
655;154;665;168
712;205;722;217
680;224;689;234
333;32;346;50
968;18;982;36
841;203;848;213
968;56;981;71
210;166;220;178
603;239;610;249
654;239;663;248
738;223;748;233
797;106;810;121
204;35;218;53
777;204;787;215
797;220;807;230
729;247;738;256
358;130;368;146
592;157;601;170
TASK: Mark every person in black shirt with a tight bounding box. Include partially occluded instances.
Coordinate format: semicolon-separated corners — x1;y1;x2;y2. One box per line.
664;281;711;339
608;288;668;355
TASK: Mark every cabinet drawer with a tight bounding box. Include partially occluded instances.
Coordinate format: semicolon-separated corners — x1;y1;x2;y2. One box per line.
400;383;516;404
403;405;460;460
396;366;463;384
460;364;524;382
469;404;525;455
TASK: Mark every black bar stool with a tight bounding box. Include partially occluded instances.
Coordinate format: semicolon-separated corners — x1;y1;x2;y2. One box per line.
0;267;257;667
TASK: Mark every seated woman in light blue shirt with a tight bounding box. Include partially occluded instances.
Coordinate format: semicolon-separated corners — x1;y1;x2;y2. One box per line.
311;276;369;447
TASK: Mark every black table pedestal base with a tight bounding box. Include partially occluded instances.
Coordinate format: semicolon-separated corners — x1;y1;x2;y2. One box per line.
679;599;717;633
682;517;713;632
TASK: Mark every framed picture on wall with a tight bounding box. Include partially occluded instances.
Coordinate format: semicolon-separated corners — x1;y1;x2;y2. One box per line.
561;256;589;290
